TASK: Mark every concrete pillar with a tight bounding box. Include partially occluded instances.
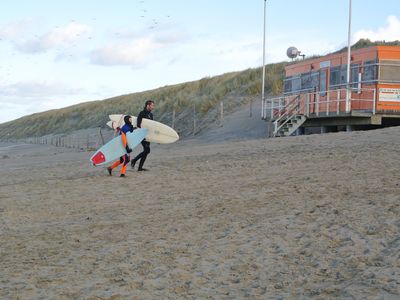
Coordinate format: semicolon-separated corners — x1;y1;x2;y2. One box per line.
296;127;305;136
321;126;328;134
267;121;274;138
346;125;353;132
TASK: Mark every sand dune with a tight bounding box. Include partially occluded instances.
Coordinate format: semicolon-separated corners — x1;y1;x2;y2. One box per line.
1;126;399;299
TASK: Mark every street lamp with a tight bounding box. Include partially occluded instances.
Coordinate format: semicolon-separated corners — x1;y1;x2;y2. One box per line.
261;0;267;119
345;0;352;112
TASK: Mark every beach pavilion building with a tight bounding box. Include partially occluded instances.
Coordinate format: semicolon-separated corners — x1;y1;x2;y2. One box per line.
262;45;400;137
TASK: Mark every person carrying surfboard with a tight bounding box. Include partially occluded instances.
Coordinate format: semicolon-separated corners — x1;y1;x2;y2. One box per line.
107;115;134;177
131;100;154;171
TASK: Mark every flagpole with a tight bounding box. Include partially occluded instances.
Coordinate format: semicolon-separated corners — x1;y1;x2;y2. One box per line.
346;0;352;112
261;0;267;118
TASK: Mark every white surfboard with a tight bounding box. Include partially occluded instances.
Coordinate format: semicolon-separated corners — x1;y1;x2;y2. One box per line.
108;114;179;144
90;128;148;166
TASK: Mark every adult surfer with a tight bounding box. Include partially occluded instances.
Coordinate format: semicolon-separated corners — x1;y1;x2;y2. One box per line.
131;100;155;171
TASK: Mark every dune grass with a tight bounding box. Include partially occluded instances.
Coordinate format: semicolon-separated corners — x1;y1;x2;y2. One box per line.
0;62;286;139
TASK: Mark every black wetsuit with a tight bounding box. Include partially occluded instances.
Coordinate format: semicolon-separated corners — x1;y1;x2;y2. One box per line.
132;108;153;170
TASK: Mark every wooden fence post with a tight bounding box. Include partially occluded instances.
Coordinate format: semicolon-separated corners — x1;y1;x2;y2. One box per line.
220;101;224;126
172;108;176;129
193;103;196;136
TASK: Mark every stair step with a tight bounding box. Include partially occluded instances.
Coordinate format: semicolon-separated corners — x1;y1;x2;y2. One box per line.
273;114;307;137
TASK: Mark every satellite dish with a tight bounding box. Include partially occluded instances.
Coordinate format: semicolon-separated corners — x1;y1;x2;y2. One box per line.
287;46;299;59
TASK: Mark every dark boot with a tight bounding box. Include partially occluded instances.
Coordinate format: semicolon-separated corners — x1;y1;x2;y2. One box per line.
137;154;147;171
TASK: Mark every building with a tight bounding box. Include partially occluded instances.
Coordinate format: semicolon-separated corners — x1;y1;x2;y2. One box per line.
262;45;400;137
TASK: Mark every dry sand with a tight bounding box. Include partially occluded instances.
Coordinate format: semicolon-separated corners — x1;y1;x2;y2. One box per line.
1;126;399;299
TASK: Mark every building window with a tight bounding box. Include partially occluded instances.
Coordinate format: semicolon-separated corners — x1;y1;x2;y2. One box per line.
284;76;301;94
284;77;292;94
292;76;301;92
311;72;319;90
330;64;360;88
330;66;341;87
351;63;361;88
340;65;347;86
320;70;327;95
363;60;377;82
380;60;400;83
301;73;312;90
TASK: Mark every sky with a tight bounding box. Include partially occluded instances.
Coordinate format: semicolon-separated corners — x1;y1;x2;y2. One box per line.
0;0;399;123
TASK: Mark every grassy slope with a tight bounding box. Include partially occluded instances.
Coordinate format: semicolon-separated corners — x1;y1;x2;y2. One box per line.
0;63;286;139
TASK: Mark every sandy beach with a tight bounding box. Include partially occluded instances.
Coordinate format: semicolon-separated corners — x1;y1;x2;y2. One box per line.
1;126;399;299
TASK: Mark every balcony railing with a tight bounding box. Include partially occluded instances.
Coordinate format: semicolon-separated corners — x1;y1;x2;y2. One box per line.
262;88;376;121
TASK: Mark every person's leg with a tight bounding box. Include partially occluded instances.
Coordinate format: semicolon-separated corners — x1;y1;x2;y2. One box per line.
131;143;144;168
107;158;122;175
120;154;130;177
138;142;150;171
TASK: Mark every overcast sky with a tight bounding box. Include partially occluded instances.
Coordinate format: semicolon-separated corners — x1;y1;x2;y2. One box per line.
0;0;399;123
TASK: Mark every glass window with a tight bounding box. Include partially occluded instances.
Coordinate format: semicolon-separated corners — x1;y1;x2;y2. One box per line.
380;60;400;82
364;60;377;82
311;72;319;90
351;64;360;88
284;77;292;94
340;65;347;85
301;73;311;90
320;70;327;95
292;76;301;92
330;66;340;87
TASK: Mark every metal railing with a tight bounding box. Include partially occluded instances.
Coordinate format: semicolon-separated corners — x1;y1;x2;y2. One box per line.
273;95;304;135
263;88;377;121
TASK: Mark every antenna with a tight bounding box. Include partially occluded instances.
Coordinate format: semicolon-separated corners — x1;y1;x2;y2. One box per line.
287;46;305;60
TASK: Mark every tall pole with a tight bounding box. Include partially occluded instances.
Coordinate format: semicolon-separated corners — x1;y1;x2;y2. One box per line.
345;0;352;113
261;0;267;118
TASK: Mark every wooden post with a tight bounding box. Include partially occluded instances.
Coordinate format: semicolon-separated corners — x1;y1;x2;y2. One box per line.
99;128;105;145
172;108;176;129
220;101;224;126
193;103;196;136
267;121;274;138
96;127;105;149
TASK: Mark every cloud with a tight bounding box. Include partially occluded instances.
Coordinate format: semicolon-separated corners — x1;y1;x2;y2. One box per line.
211;40;262;67
90;31;184;67
0;80;87;123
0;80;115;123
0;18;34;40
0;81;83;102
90;38;160;66
14;22;92;53
0;102;37;124
353;15;400;42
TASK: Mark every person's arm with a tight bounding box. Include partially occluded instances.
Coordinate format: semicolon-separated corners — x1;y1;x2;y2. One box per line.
137;111;144;128
121;129;132;153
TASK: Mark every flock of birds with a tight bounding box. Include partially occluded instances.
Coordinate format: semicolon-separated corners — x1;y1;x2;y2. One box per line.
0;0;173;83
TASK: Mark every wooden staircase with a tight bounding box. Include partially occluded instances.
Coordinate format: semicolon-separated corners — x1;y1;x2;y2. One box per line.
274;115;307;137
272;94;307;137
